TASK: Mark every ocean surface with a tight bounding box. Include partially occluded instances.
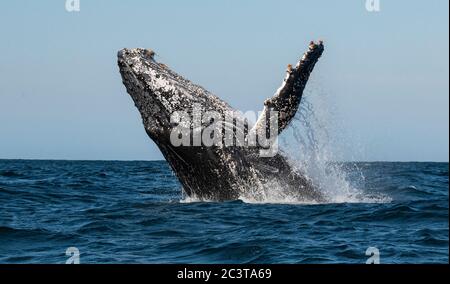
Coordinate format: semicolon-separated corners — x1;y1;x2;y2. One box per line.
0;160;448;264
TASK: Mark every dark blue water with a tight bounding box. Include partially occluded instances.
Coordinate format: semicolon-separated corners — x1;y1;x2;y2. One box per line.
0;160;447;264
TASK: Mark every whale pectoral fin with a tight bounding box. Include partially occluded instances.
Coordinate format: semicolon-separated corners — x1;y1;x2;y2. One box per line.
251;41;324;136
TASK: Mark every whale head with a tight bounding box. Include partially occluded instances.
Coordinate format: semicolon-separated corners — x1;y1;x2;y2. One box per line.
118;48;232;140
118;48;243;199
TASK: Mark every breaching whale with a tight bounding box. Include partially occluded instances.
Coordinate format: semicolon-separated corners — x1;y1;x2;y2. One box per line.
118;41;325;202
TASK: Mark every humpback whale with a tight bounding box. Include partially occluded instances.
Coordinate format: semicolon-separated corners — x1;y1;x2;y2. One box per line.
118;41;325;202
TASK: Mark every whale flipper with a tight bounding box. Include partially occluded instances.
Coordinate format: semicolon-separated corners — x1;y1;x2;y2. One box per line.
251;41;324;136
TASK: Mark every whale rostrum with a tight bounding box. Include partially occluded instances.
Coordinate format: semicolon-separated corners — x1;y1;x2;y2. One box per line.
118;41;325;201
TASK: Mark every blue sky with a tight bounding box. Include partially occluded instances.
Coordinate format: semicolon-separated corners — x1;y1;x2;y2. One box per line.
0;0;448;161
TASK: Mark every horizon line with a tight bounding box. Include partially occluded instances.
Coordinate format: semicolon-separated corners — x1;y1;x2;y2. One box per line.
0;158;448;163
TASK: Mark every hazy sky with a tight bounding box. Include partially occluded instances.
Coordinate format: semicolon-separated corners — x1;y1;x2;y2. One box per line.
0;0;448;161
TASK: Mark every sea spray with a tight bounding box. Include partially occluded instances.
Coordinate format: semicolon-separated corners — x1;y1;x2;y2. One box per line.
181;90;391;204
280;90;391;204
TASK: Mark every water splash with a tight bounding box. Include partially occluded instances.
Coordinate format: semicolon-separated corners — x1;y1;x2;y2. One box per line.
181;88;391;205
279;90;391;204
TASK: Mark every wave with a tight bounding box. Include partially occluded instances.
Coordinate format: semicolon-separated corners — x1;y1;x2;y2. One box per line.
181;185;391;205
0;170;24;178
0;226;59;238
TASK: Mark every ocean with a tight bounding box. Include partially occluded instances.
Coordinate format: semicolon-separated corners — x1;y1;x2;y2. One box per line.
0;160;448;264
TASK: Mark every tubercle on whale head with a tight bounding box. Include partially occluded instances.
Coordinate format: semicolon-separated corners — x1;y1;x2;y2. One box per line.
118;48;156;63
